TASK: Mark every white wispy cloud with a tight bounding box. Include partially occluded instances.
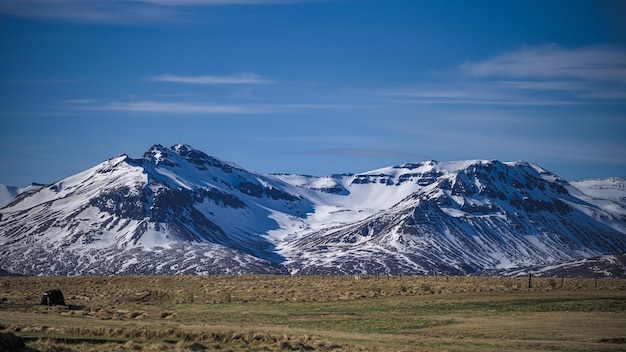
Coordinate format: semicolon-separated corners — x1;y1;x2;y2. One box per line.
148;73;272;85
81;101;269;114
461;44;626;83
0;0;326;23
0;0;178;24
62;99;96;104
494;80;591;92
377;45;626;106
69;100;353;114
376;84;582;106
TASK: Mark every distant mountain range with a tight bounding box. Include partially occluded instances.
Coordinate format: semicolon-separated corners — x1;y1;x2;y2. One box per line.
0;184;21;208
1;144;625;277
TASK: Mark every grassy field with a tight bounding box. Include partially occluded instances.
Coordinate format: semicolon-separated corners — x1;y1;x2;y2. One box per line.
1;275;625;351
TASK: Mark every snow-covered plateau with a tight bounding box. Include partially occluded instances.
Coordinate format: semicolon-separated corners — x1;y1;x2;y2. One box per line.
1;144;625;276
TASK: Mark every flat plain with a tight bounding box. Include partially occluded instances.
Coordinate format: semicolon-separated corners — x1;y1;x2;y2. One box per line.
1;275;625;351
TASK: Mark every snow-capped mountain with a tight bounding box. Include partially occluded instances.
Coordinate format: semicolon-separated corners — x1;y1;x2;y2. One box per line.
571;177;626;202
274;162;626;275
1;144;625;276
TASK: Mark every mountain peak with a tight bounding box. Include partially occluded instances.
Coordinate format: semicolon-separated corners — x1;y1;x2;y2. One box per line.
142;144;172;165
139;143;242;174
170;143;194;154
169;143;214;169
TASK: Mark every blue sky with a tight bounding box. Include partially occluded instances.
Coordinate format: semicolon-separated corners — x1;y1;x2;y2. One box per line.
1;0;625;186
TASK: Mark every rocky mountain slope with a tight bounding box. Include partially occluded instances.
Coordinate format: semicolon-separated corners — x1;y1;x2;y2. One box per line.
482;254;626;278
1;144;625;276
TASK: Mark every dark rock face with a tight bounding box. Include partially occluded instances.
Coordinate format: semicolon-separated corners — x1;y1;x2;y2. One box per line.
351;174;395;186
194;188;247;209
510;197;570;215
174;144;234;173
238;181;264;197
311;186;348;195
238;181;300;201
89;186;147;220
396;171;443;186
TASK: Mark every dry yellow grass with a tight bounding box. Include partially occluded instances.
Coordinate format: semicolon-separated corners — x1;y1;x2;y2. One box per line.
1;275;625;351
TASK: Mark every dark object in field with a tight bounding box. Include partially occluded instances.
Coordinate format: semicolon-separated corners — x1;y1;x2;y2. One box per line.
0;331;26;350
40;289;65;306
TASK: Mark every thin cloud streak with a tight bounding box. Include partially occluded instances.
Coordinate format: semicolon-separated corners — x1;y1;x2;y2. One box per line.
376;45;626;106
376;86;584;106
148;73;272;85
63;99;96;104
461;44;626;83
494;80;590;91
0;0;327;23
0;0;182;24
70;100;357;114
94;101;259;114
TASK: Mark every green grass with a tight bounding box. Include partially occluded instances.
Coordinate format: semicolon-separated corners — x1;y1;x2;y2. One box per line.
176;298;457;334
1;276;626;351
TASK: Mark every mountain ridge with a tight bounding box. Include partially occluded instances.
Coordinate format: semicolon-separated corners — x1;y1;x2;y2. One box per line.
1;144;625;276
